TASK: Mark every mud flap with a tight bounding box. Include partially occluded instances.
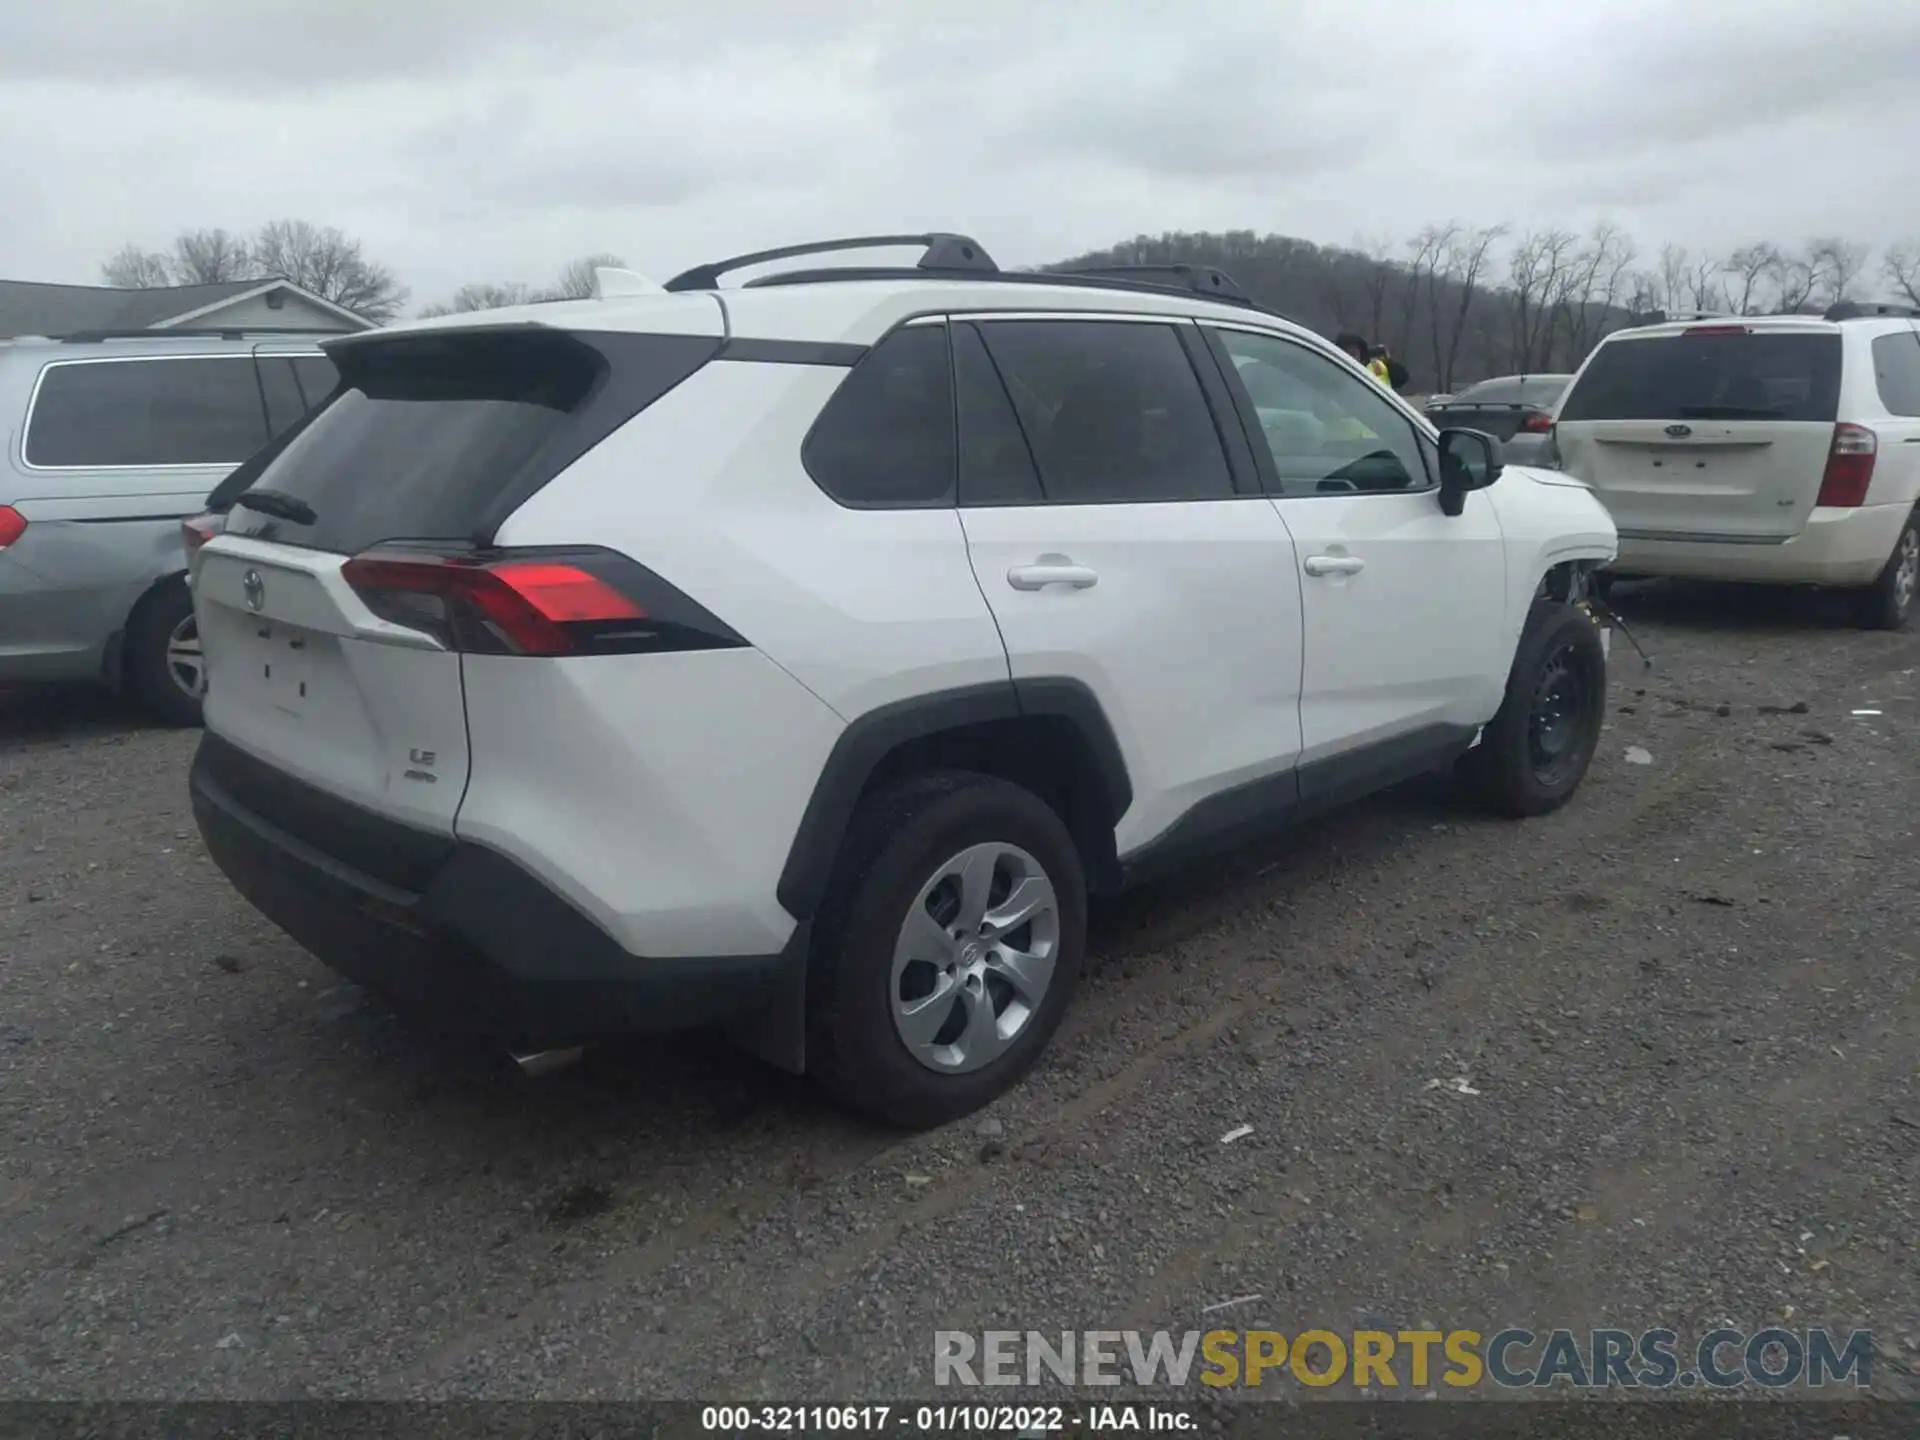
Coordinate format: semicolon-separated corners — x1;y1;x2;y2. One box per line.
721;919;812;1075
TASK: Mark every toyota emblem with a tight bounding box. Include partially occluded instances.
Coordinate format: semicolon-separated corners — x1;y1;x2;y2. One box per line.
242;568;265;612
1664;423;1693;438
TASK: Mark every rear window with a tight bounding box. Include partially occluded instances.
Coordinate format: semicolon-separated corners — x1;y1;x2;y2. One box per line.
26;356;268;468
1448;376;1569;407
1558;331;1842;423
222;329;716;554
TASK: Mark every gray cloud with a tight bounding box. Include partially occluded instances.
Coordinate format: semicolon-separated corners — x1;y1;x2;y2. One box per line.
1;0;1916;313
1514;1;1920;157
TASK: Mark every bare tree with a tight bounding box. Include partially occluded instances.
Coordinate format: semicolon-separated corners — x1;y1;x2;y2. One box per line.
1408;222;1460;382
1684;252;1723;311
1806;236;1871;307
1885;243;1920;307
1394;227;1446;359
170;228;258;284
99;220;405;321
1624;269;1661;318
1436;224;1507;391
554;253;629;300
1551;221;1635;363
1655;244;1691;314
1508;228;1576;370
1769;249;1817;313
100;245;175;288
252;219;409;323
1721;242;1784;315
417;282;543;318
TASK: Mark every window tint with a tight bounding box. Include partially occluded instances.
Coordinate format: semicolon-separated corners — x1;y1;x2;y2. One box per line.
1871;331;1920;417
976;320;1232;504
954;323;1042;505
802;325;955;507
1558;332;1842;423
1213;329;1430;496
26;356;268;468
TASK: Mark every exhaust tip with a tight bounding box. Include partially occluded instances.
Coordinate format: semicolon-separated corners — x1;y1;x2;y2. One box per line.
511;1046;585;1079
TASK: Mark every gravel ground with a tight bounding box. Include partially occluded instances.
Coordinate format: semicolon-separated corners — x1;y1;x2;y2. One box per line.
1;580;1917;1402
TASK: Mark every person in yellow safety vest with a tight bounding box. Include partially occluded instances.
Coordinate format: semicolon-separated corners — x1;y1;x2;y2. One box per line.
1335;332;1392;386
1323;332;1389;445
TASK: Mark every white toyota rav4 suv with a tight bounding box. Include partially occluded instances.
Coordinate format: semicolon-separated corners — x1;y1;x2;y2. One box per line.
187;234;1618;1128
1552;302;1920;628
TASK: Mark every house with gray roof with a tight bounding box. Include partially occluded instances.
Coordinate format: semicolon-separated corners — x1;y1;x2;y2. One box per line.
0;277;378;339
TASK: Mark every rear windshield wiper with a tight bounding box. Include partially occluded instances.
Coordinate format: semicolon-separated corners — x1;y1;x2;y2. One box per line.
1674;405;1786;420
233;489;318;525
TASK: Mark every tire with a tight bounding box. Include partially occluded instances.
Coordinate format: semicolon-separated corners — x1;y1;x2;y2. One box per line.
1853;510;1919;632
1457;599;1608;818
123;580;205;727
806;771;1088;1129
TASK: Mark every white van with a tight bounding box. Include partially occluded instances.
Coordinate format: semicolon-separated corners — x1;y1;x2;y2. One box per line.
1551;302;1920;628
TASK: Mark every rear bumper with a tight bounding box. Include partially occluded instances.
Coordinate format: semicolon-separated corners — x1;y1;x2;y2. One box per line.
1612;503;1910;586
189;734;803;1048
1500;433;1557;468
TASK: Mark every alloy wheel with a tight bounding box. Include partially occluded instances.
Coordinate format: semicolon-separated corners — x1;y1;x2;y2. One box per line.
166;614;205;700
890;842;1061;1075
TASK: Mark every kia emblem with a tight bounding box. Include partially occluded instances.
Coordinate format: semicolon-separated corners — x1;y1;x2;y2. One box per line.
242;568;265;612
1664;423;1692;438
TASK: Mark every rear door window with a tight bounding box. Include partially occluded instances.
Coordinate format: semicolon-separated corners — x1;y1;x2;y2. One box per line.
1558;331;1842;423
954;322;1043;506
223;328;717;553
26;356;269;467
975;319;1233;503
1870;331;1920;417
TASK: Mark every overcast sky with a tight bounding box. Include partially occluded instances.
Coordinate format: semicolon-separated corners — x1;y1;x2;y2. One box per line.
3;0;1916;315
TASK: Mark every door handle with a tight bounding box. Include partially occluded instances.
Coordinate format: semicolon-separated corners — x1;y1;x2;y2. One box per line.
1903;437;1920;444
1303;554;1365;577
1007;561;1099;591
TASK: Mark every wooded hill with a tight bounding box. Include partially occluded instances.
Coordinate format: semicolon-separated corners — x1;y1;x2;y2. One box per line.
1043;227;1917;393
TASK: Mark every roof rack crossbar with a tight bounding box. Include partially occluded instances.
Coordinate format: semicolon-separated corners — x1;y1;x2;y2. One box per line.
51;326;351;343
664;233;998;292
1823;300;1920;321
1051;263;1255;306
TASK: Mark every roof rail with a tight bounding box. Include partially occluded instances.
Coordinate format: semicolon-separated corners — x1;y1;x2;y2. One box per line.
738;264;1282;318
1823;300;1920;321
1051;263;1254;306
1627;309;1729;326
51;326;351;343
664;233;997;292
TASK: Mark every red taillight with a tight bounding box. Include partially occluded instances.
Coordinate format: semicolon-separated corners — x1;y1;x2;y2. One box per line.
341;551;646;656
0;505;25;550
181;512;219;559
1519;411;1553;433
1817;423;1877;508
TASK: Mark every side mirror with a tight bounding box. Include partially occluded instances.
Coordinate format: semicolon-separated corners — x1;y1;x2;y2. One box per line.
1436;427;1504;516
